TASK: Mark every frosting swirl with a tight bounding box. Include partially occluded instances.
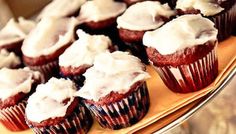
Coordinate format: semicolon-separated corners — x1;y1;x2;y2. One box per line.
143;15;218;55
25;77;77;123
176;0;224;16
117;1;175;31
0;49;21;68
76;51;150;102
78;0;127;22
22;17;79;57
59;29;111;67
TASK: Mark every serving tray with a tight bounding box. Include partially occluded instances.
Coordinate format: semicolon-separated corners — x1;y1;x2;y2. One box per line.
1;37;236;134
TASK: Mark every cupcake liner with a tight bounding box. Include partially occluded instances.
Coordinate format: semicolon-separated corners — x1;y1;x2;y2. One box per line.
60;73;85;88
210;3;236;41
26;104;92;134
231;3;236;35
84;82;150;130
125;42;149;65
0;100;28;131
28;60;59;80
153;46;218;93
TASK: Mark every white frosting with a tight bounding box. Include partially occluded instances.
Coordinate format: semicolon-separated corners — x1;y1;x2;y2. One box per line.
0;49;21;68
78;0;127;22
176;0;224;16
0;17;36;46
0;67;41;101
59;30;111;67
76;51;150;102
22;17;79;57
117;1;175;31
25;77;77;123
143;15;218;55
37;0;86;20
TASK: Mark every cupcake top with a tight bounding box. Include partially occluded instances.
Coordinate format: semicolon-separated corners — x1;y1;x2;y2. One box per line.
25;77;77;123
143;14;218;55
78;0;127;22
76;51;150;102
176;0;224;16
0;67;41;101
59;30;112;68
22;17;78;58
0;49;21;68
37;0;86;20
0;17;36;47
117;1;175;31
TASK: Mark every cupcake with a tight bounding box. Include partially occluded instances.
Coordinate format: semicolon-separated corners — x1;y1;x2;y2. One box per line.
25;78;92;134
77;0;126;30
0;17;36;56
117;1;175;63
37;0;86;20
21;17;79;79
59;29;114;87
175;0;236;41
0;67;43;131
143;14;218;93
76;51;150;130
0;49;21;69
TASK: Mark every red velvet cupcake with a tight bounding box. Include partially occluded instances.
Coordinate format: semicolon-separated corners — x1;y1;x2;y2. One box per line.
117;1;175;64
0;17;36;56
0;67;43;131
59;29;114;87
37;0;86;20
0;49;21;69
25;78;92;134
175;0;236;41
76;51;150;130
21;17;79;79
143;14;218;93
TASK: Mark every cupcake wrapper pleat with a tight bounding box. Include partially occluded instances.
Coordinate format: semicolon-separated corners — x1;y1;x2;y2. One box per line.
231;3;236;35
154;46;218;93
84;82;150;130
211;3;236;41
0;100;28;131
28;60;59;80
26;104;92;134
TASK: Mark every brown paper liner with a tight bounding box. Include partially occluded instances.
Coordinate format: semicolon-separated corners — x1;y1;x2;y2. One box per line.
27;60;59;80
210;2;236;41
153;46;218;93
0;100;28;131
84;82;150;130
26;104;92;134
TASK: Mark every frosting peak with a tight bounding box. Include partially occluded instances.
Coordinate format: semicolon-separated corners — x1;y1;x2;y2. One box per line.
78;0;127;22
176;0;224;16
143;15;218;55
26;77;77;123
22;17;79;57
59;29;111;67
117;1;175;31
76;51;150;102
